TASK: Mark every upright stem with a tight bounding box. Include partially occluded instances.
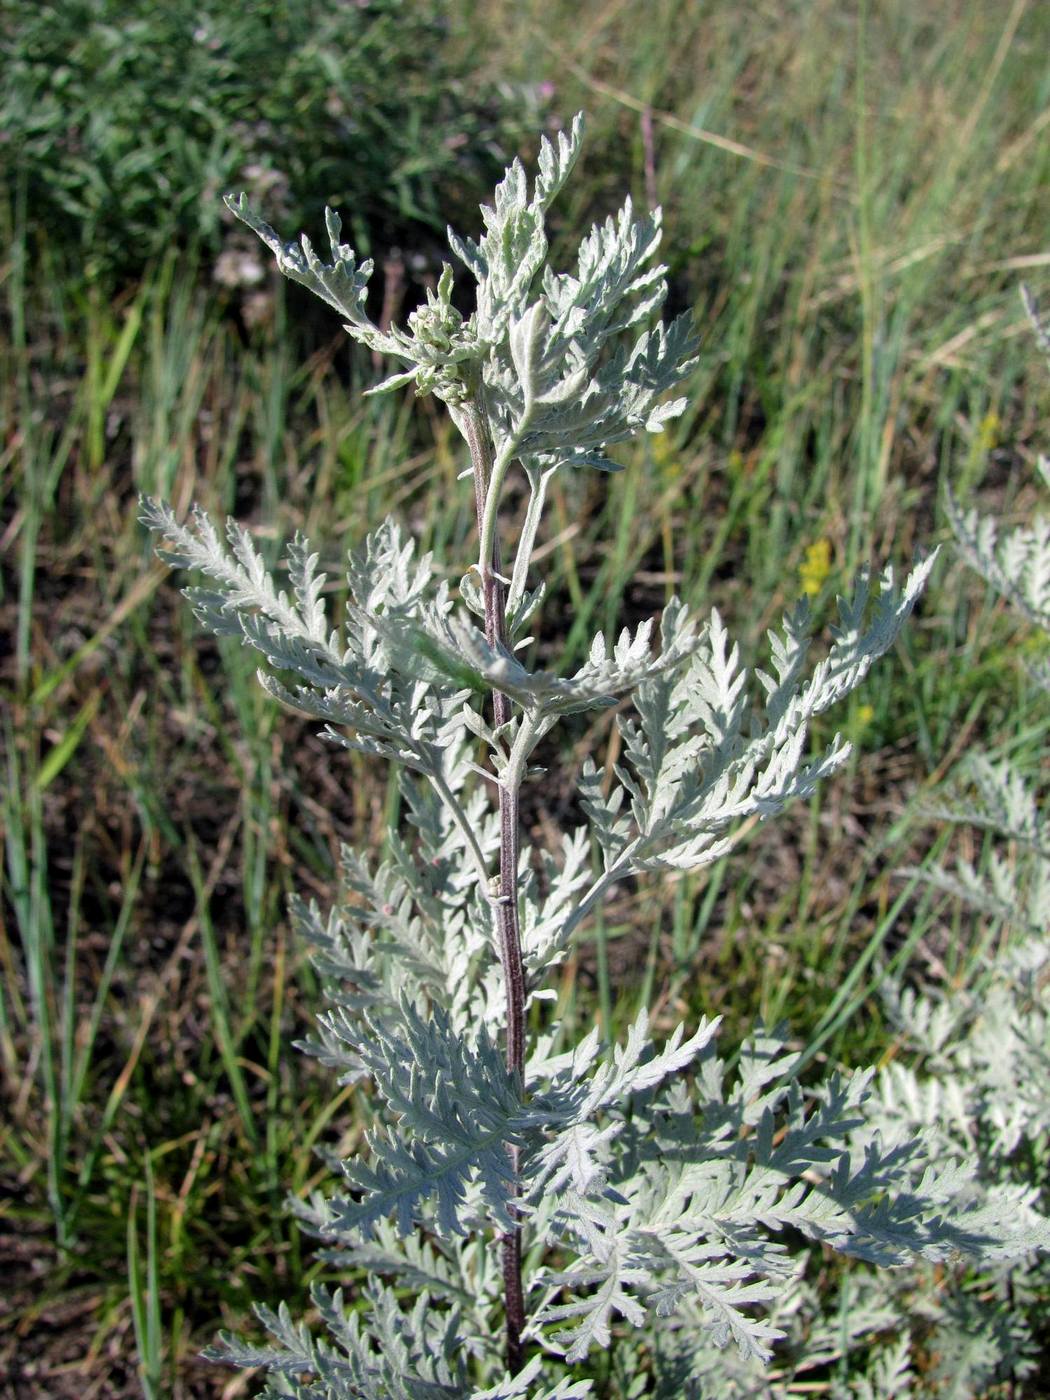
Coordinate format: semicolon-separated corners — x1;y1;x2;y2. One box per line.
458;396;527;1373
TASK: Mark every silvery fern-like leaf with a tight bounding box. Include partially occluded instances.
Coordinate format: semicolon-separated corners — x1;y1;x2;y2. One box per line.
754;598;812;727
207;1282;470;1398
140;504;475;778
520;827;592;983
923;1288;1040;1398
912;293;1050;1168
225;201;483;405
909;849;1044;928
496;312;699;473
559;557;935;899
297;1116;515;1245
469;1355;594;1399
932;290;1050;900
835;1335;916;1400
946;490;1050;630
904;754;1050;942
224;197;397;357
640;1269;909;1399
945;287;1050;632
384;596;698;721
577;759;635;870
876;935;1050;1158
921;753;1045;852
291;807;503;1062
525;1012;721;1198
535;1020;1050;1367
322;1223;501;1320
790;558;937;722
293;1003;548;1240
542;199;666;354
447;115;584;346
537;1187;782;1365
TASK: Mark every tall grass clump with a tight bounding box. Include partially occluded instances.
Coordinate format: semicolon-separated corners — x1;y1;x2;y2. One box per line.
142;115;1049;1395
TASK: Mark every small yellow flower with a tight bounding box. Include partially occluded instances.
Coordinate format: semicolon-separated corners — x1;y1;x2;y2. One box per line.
975;412;1000;455
799;539;832;597
855;703;875;727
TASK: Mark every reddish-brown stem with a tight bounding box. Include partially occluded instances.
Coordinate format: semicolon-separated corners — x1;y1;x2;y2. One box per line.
460;398;527;1375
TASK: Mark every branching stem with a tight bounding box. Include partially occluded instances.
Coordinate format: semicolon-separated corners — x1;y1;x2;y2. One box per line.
458;395;528;1374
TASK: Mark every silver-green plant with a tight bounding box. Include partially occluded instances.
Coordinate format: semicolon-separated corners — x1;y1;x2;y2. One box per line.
142;119;1049;1396
842;287;1050;1395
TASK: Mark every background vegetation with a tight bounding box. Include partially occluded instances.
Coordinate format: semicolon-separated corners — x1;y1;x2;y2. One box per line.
1;0;1047;1393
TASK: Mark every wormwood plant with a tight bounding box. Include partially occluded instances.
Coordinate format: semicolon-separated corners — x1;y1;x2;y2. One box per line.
143;119;1049;1395
833;287;1050;1394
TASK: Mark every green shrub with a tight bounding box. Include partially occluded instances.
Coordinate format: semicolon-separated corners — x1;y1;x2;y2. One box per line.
2;0;541;286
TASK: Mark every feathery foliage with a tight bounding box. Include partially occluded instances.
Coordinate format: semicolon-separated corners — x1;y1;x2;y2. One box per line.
842;287;1050;1395
143;119;1047;1395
